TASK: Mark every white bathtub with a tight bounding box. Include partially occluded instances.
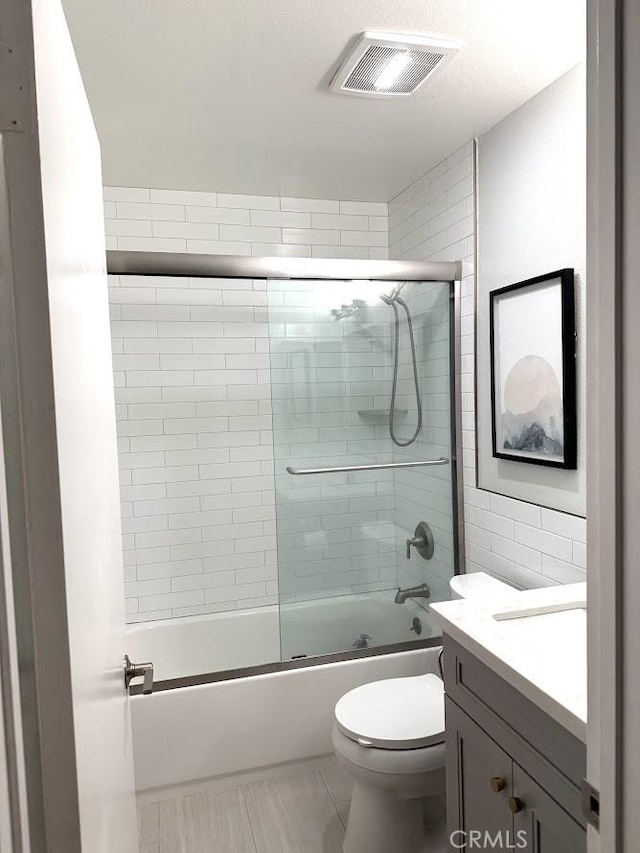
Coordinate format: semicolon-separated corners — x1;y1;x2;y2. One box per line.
131;645;442;791
126;591;433;682
127;605;280;682
127;592;441;791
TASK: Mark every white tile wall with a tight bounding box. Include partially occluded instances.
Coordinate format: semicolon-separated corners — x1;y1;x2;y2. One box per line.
389;142;587;589
111;274;280;622
104;187;388;260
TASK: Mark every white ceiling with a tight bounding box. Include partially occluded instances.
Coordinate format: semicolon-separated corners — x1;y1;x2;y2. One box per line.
62;0;585;201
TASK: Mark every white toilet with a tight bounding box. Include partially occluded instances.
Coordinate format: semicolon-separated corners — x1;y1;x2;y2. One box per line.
333;572;517;853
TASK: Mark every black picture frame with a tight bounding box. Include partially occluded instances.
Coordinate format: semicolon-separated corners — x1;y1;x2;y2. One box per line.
489;268;577;469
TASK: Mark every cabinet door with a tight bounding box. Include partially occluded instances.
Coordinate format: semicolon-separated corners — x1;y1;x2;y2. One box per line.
446;697;513;849
512;764;586;853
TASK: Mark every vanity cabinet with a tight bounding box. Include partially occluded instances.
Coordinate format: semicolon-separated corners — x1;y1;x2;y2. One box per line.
443;637;586;852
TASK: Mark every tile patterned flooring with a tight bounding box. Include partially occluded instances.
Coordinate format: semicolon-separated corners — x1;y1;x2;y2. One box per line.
138;756;447;852
137;757;352;853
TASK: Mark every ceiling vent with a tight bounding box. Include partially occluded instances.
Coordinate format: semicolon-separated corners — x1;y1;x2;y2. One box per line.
330;32;460;98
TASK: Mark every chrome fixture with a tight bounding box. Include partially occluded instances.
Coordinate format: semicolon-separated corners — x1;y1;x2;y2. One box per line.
331;298;367;321
380;283;406;303
394;583;431;604
352;633;372;649
409;616;423;635
380;283;423;447
124;654;154;695
286;458;449;476
405;521;435;560
393;583;431;604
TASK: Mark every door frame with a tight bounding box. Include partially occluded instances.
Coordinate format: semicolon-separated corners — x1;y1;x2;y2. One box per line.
585;0;631;850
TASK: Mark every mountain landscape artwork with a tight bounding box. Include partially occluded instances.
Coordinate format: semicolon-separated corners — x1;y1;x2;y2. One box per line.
501;354;563;456
490;270;577;469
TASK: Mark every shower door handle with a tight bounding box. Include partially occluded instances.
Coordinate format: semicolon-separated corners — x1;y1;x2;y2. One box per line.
124;654;154;695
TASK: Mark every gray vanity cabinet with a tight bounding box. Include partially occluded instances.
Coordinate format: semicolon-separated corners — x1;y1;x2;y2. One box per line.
443;637;586;853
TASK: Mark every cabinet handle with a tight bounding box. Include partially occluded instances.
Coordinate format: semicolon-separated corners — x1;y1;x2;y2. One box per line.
490;776;506;793
508;796;525;814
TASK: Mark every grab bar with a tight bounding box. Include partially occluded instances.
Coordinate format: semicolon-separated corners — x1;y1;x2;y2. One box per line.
286;458;449;475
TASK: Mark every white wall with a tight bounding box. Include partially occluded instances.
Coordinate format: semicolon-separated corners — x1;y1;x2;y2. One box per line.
103;187;388;260
389;133;587;588
476;64;586;516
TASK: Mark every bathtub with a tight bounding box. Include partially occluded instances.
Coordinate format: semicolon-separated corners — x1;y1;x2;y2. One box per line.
127;605;281;682
127;592;441;791
126;590;433;682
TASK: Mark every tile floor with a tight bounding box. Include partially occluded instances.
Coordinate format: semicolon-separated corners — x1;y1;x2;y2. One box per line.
137;756;446;852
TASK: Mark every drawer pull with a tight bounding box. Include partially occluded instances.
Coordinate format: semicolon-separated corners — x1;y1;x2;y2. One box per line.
490;776;506;793
508;797;525;814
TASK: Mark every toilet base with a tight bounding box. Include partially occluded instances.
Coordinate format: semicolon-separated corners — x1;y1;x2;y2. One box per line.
332;724;445;853
343;782;432;853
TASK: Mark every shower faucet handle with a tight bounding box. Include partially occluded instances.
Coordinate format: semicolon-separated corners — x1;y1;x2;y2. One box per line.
405;522;435;561
406;535;425;559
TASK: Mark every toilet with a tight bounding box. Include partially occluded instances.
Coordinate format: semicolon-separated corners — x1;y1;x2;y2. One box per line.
333;572;518;853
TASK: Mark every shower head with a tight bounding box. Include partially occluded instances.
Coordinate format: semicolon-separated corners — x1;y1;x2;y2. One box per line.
379;283;406;305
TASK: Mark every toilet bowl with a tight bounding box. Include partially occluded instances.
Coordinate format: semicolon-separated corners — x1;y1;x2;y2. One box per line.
333;572;517;853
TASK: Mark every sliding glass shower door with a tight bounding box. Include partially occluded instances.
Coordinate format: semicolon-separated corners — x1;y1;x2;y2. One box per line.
267;278;457;660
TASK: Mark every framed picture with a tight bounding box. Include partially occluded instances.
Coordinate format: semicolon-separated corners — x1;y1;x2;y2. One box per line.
490;269;577;469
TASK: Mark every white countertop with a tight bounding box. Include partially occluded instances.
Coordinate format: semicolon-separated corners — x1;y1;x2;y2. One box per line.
430;582;587;742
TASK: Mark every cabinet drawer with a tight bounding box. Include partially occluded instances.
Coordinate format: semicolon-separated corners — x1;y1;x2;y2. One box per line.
443;636;586;827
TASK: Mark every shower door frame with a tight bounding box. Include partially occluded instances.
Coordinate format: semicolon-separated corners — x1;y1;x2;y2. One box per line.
107;251;465;693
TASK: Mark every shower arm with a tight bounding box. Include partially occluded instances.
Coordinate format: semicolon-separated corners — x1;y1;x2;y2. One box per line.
286;458;449;475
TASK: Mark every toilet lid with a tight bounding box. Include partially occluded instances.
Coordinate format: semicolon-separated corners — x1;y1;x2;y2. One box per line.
335;674;445;750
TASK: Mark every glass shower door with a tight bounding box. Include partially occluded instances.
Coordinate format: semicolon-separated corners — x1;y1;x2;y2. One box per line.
267;278;457;661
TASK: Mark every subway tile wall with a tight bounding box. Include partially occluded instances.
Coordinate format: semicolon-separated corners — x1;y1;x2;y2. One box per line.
104;187;388;260
388;141;587;589
111;274;280;622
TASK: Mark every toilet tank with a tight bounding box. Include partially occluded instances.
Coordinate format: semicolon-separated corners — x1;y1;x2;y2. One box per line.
449;572;519;603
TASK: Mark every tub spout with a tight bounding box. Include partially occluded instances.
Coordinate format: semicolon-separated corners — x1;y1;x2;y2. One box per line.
394;583;431;604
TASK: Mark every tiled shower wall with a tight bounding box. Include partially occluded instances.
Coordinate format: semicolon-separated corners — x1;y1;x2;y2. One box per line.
389;142;587;588
103;187;388;260
110;274;279;622
108;189;392;622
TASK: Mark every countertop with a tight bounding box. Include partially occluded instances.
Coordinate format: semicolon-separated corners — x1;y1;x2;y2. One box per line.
430;582;587;742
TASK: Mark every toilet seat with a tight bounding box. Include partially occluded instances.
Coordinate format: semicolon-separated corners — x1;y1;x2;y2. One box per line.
335;674;444;750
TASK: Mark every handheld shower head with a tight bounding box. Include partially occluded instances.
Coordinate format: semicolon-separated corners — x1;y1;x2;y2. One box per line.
379;282;422;447
379;283;405;305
